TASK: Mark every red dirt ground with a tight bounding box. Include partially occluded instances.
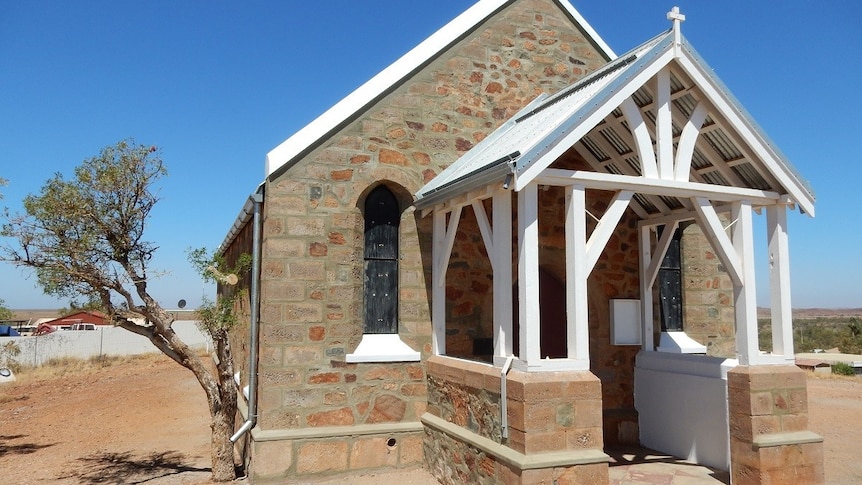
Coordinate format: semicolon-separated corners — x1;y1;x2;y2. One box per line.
0;354;859;484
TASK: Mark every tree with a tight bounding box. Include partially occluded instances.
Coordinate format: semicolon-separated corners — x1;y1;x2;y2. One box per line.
58;296;108;316
0;178;12;320
0;298;12;320
1;140;240;481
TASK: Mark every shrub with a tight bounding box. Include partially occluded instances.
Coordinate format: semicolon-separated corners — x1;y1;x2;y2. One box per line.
0;341;21;373
832;362;856;376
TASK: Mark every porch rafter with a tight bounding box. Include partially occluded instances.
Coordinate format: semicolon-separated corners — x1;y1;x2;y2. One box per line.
535;169;781;206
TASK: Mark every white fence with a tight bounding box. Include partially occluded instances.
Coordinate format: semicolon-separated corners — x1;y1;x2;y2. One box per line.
2;321;211;367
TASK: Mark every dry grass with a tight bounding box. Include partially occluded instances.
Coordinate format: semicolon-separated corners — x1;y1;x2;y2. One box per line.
807;370;860;382
0;353;172;405
3;353;167;384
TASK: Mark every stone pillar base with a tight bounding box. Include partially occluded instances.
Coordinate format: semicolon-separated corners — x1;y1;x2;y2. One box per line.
423;356;609;484
727;365;824;485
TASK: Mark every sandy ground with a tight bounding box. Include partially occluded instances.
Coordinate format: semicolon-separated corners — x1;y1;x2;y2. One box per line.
0;354;859;484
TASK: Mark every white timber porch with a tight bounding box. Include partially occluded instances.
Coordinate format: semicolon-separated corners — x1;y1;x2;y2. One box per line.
414;12;815;373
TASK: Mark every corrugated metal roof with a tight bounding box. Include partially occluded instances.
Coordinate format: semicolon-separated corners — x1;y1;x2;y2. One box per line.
416;32;671;208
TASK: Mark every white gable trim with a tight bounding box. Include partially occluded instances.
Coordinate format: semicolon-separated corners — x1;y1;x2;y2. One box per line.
675;53;816;216
265;0;615;179
504;35;813;220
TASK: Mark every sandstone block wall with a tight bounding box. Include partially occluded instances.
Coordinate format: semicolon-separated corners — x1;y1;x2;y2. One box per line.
215;1;612;481
727;365;824;485
424;356;608;484
251;432;425;482
253;0;608;439
682;223;735;356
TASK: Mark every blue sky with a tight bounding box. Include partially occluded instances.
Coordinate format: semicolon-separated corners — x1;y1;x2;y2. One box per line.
1;1;860;310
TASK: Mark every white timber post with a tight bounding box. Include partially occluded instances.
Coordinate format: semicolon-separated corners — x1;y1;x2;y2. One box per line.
732;201;759;365
432;209;447;355
518;182;541;364
639;225;655;351
493;188;514;360
767;204;795;362
566;185;589;361
655;67;674;180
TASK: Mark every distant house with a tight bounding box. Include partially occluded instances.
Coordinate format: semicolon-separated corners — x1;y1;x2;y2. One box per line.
219;1;824;483
795;358;831;375
42;311;111;330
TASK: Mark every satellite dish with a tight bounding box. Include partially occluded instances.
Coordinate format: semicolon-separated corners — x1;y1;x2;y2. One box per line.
177;299;187;309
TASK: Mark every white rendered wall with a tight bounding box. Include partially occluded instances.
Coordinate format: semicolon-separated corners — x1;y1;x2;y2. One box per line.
4;321;210;367
634;351;737;471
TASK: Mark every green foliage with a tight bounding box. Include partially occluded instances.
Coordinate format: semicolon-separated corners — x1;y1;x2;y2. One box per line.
832;362;855;376
187;247;252;286
187;247;251;336
849;318;862;338
0;298;12;320
760;316;862;354
59;296;106;316
1;139;166;305
0;341;21;373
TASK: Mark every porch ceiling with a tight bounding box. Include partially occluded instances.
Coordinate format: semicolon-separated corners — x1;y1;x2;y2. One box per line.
415;29;815;219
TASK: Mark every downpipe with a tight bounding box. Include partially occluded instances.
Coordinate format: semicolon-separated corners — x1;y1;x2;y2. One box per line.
500;356;514;440
231;189;263;443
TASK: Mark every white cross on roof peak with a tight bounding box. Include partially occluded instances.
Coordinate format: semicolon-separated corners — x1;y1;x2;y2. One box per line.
667;6;685;55
667;6;686;24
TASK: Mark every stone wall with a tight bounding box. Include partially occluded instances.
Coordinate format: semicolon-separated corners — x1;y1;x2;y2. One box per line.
256;0;607;433
221;0;611;481
682;222;736;357
251;431;425;481
424;356;609;484
727;365;824;484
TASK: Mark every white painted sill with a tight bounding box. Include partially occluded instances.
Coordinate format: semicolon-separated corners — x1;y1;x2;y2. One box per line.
345;333;421;363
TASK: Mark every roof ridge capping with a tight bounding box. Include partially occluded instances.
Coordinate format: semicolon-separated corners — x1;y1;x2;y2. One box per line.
264;0;616;180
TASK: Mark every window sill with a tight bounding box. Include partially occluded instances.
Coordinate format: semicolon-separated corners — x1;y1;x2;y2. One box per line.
346;334;421;363
656;331;707;354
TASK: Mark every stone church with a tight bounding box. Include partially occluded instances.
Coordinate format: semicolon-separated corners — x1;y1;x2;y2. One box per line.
219;1;823;483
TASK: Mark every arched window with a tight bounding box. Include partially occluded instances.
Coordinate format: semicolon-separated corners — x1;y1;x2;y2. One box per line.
658;226;684;332
363;185;399;334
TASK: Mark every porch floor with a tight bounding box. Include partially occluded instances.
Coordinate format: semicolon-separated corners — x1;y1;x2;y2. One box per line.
608;445;730;484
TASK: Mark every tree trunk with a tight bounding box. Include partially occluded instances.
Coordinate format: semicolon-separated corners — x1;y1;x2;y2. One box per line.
196;357;238;482
150;315;238;482
211;403;237;481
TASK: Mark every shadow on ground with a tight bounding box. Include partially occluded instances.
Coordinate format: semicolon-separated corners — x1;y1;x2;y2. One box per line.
606;445;730;485
0;434;56;456
59;450;210;485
